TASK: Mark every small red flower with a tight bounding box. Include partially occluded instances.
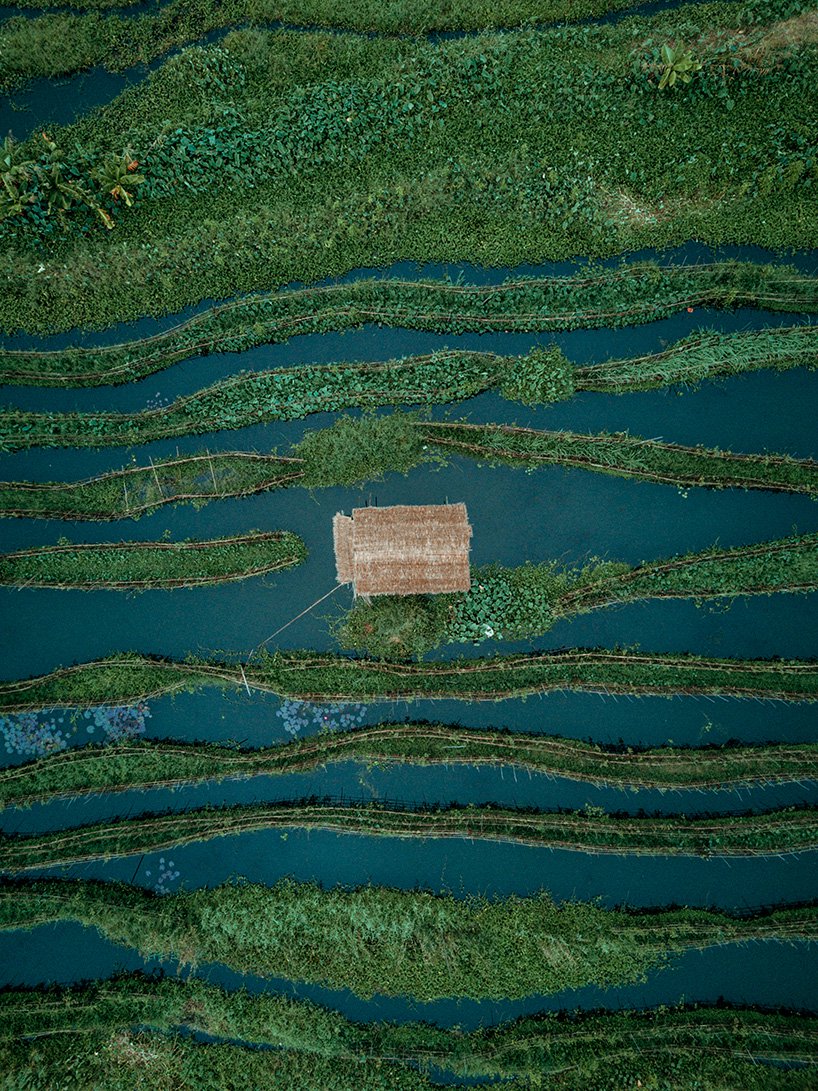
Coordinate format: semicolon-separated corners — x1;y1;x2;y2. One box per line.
686;306;694;313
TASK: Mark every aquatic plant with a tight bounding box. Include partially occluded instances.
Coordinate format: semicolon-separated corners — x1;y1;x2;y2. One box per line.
0;703;150;758
276;700;368;738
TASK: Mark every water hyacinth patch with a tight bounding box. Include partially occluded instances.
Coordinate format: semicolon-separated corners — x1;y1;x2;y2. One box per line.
2;704;151;757
276;699;368;738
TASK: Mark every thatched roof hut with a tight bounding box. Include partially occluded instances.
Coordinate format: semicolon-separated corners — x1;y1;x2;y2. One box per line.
333;503;472;596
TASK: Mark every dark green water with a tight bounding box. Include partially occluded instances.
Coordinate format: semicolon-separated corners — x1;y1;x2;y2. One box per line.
1;246;817;1040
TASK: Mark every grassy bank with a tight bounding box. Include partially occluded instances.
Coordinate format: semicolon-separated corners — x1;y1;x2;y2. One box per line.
2;974;816;1090
1;412;816;522
2;877;818;999
339;532;818;657
2;649;817;712
3;728;816;808
2;4;818;333
0;530;306;589
2;271;816;387
2;800;817;870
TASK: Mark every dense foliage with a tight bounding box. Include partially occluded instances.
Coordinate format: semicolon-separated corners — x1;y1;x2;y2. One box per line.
0;530;306;589
2;974;817;1089
1;3;817;332
339;532;818;656
2;877;817;999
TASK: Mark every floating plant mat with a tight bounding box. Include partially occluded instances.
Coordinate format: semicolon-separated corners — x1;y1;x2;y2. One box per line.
2;799;818;869
2;650;818;711
0;530;306;589
3;974;817;1090
2;411;816;521
3;728;816;807
2;876;818;999
338;532;818;657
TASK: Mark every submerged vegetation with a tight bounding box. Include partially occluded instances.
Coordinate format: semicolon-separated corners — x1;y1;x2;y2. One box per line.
2;800;818;870
2;2;818;332
3;877;818;999
3;727;816;808
339;532;818;657
1;272;816;387
2;974;817;1090
1;649;817;712
2;411;816;522
0;530;306;589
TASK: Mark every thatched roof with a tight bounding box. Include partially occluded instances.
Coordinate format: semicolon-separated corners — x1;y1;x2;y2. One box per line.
333;503;472;596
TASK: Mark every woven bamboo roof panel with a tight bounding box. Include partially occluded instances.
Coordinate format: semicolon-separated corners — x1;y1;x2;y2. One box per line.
334;503;472;595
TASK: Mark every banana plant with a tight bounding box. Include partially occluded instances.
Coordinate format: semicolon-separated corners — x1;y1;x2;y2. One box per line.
0;137;36;220
93;152;145;208
658;43;702;89
38;134;114;229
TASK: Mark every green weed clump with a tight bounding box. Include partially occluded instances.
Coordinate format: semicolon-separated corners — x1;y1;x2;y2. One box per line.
2;877;818;999
338;533;818;656
0;530;306;589
499;344;575;404
1;974;816;1089
1;5;817;333
0;648;816;712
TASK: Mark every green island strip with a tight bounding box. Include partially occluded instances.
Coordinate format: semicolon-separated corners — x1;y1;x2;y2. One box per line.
2;800;818;870
2;412;816;522
3;7;817;334
339;532;818;658
4;326;818;452
4;728;816;809
2;975;816;1091
2;270;816;388
0;0;691;91
2;650;817;712
3;877;818;999
0;530;306;590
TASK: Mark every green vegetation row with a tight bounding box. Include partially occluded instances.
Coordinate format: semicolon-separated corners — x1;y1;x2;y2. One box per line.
2;649;818;712
3;800;818;870
3;877;818;1000
0;529;305;589
0;0;683;91
2;267;816;386
2;412;816;523
3;5;818;332
339;532;818;658
3;974;817;1091
4;727;816;809
4;326;818;452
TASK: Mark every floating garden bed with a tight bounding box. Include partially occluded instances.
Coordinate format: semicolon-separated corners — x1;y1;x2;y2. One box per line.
1;877;817;999
2;974;815;1089
2;727;816;807
2;799;817;870
0;530;306;589
1;648;817;711
339;532;818;656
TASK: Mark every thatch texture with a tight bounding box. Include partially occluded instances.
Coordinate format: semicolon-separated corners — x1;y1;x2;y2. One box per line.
334;503;472;595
